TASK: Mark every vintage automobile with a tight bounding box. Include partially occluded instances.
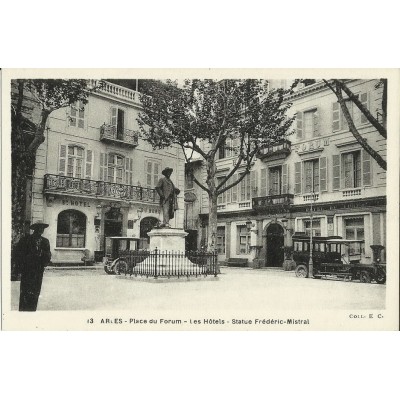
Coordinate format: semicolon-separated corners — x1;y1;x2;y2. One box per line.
292;233;386;284
103;237;140;275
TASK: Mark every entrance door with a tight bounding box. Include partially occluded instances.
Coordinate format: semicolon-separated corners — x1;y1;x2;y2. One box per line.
104;208;123;255
185;230;198;252
266;223;284;268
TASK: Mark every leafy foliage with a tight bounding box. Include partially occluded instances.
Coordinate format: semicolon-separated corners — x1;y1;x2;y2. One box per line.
137;79;296;249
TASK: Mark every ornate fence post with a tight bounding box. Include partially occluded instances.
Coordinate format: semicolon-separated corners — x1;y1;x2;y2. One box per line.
154;247;158;279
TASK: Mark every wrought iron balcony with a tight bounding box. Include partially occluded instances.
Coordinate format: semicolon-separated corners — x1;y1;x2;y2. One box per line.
100;124;139;147
44;174;159;203
252;193;294;212
257;139;291;161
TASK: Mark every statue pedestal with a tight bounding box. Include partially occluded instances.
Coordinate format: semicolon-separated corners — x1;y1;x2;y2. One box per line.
148;227;188;252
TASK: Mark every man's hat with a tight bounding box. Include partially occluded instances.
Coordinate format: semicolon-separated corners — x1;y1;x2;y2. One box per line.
30;221;49;230
162;167;173;176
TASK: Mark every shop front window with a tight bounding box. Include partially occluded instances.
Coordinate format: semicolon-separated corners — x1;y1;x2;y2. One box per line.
56;210;86;248
345;217;365;255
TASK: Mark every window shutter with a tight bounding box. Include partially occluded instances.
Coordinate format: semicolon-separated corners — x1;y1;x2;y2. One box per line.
146;161;152;187
100;153;107;182
313;110;320;136
153;163;160;187
59;144;67;175
78;101;85;129
282;164;288;194
125;158;130;184
332;102;340;132
111;107;117;127
362;150;371;186
260;169;267;197
130;159;134;185
85;149;93;179
296;112;303;138
319;157;327;192
70;104;76;127
332;154;341;190
251;170;258;198
294;162;302;194
232;174;238;202
360;92;369;124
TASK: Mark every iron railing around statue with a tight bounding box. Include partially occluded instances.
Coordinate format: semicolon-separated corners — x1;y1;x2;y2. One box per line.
116;249;219;278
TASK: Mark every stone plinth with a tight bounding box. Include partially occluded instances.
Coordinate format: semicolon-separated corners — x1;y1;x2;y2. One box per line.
148;227;188;252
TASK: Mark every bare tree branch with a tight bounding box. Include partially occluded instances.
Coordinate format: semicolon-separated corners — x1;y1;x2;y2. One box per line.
335;81;387;171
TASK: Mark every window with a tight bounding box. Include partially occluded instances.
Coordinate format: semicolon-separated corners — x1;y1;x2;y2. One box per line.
56;210;86;248
240;173;251;202
59;145;92;179
107;154;125;184
332;150;371;190
344;217;365;255
332;92;369;132
304;159;319;193
237;225;251;254
217;137;238;160
146;160;161;188
66;146;84;178
342;151;361;188
185;169;194;189
303;218;321;236
269;166;282;195
216;227;226;254
294;241;303;252
296;108;319;138
70;101;85;128
295;158;327;195
111;107;125;140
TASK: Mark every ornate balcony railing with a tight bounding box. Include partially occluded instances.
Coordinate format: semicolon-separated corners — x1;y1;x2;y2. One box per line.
257;139;291;161
342;188;362;197
88;79;140;103
44;174;159;203
100;124;139;147
252;193;294;211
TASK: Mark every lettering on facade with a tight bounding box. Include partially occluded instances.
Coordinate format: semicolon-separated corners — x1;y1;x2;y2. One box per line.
296;138;329;154
61;199;91;207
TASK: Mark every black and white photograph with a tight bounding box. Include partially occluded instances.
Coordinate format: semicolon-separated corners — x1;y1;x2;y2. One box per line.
1;69;399;330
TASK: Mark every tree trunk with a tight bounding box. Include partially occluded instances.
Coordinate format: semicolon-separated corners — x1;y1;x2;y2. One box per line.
207;192;218;251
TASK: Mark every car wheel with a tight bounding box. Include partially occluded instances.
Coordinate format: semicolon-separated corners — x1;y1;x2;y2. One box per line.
375;269;386;284
114;260;128;275
295;265;308;278
104;264;115;275
360;270;371;283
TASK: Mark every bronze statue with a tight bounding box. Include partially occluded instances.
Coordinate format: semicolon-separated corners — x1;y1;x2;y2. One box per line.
155;167;180;227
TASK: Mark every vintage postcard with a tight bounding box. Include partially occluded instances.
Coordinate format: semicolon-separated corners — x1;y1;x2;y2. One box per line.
1;68;399;330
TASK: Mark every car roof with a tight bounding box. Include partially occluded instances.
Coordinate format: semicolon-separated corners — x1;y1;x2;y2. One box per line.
108;237;140;240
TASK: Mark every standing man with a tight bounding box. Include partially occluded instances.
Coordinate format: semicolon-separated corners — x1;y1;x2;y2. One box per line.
155;167;180;227
14;221;51;311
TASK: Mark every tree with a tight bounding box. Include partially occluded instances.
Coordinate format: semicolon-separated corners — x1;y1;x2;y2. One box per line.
11;79;99;271
322;79;387;171
137;79;295;250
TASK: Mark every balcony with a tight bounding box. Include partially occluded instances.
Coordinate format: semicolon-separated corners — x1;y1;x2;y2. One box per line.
100;124;139;148
252;193;294;213
257;139;291;161
44;174;159;203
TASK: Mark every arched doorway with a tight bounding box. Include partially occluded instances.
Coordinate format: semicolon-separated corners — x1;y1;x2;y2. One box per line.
104;208;123;255
140;217;159;249
266;223;284;268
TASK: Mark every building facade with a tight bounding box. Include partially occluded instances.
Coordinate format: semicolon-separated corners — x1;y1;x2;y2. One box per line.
187;79;386;266
30;80;185;264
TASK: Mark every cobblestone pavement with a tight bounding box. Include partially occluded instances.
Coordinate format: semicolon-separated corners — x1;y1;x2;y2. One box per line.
10;265;386;312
